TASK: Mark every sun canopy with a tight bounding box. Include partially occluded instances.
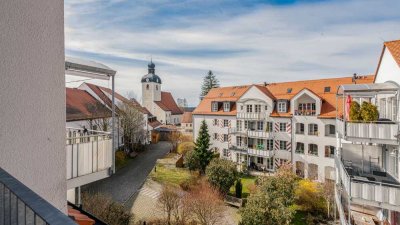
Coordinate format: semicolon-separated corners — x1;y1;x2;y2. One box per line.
65;56;116;80
337;82;399;96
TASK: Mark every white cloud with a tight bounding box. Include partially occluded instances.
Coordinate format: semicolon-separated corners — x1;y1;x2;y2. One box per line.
64;0;400;106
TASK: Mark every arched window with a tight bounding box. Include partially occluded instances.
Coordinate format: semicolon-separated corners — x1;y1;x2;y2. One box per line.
295;142;304;154
146;84;149;90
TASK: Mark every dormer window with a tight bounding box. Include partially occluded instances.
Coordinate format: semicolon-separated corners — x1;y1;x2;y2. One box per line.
223;102;230;112
324;86;331;93
277;101;287;113
287;88;292;93
212;102;218;112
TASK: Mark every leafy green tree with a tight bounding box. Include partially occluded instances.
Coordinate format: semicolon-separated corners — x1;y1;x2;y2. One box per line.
185;149;200;171
235;179;243;198
349;101;362;121
200;70;220;98
205;158;238;195
360;101;379;122
240;164;298;225
192;120;214;174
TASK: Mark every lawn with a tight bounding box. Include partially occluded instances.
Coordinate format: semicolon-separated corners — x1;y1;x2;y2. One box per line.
229;175;257;198
150;164;195;186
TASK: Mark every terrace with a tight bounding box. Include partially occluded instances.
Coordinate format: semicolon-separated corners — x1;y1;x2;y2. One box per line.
336;82;400;145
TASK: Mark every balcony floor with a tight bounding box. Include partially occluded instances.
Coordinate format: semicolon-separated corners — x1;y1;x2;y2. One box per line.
343;161;400;186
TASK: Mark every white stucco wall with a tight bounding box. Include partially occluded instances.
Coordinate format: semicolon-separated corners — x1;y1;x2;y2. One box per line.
0;0;66;212
375;48;400;84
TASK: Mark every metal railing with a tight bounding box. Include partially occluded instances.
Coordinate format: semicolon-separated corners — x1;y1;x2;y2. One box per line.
294;110;316;116
66;127;112;180
0;168;76;225
247;148;274;157
228;128;272;139
336;119;399;143
336;157;400;206
237;112;266;120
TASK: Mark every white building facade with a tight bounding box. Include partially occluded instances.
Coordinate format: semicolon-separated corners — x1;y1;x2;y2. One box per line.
335;40;400;225
194;76;374;182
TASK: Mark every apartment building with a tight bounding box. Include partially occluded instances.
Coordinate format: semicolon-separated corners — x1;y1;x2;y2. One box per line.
335;40;400;225
193;75;374;182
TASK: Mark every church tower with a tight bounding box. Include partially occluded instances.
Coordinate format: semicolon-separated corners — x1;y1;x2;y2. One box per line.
141;60;162;113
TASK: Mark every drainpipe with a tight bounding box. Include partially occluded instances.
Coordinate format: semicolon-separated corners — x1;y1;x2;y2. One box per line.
291;117;295;173
111;74;116;174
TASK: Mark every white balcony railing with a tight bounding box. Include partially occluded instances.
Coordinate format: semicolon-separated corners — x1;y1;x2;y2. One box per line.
237;112;266;120
336;157;400;207
248;148;274;157
228;127;247;136
66;128;112;180
337;119;399;144
247;130;272;139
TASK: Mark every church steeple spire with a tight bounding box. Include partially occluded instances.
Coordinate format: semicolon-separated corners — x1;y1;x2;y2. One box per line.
148;59;155;74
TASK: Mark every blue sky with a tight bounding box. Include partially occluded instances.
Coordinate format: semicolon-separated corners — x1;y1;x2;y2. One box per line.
65;0;400;106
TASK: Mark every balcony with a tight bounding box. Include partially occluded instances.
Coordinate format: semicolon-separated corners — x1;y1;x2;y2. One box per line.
228;127;247;136
0;168;76;224
229;144;247;153
335;157;400;208
247;130;272;139
247;148;274;157
237;112;266;120
294;109;316;116
66;127;112;189
337;119;399;145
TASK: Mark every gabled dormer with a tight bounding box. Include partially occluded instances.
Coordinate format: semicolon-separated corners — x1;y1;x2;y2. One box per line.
290;88;322;116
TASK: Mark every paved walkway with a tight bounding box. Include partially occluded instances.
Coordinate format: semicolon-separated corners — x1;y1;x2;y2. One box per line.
83;141;171;204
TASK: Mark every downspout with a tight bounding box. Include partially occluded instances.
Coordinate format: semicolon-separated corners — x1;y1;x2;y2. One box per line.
111;74;116;174
291;117;295;173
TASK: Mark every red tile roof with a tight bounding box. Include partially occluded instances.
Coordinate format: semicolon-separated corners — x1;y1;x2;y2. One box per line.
181;112;193;123
384;39;400;68
83;82;150;115
155;92;183;115
149;120;162;128
66;88;111;121
193;85;251;116
194;75;375;119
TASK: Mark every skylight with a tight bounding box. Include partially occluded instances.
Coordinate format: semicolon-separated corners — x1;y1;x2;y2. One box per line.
324;87;331;93
287;88;292;93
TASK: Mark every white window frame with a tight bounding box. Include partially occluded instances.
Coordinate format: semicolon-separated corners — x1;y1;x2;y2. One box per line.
255;104;261;113
223;120;229;127
266;139;273;150
257;121;264;131
277;101;287;113
212;102;218;112
279;140;287;150
308;144;318;156
279;122;287;132
246;105;253;113
223;102;230;112
223;134;228;142
308;124;318;135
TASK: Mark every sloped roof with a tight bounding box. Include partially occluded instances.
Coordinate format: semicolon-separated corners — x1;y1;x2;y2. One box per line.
149;120;162;128
66;88;111;121
193;75;375;118
384;39;400;68
181;112;193;123
155;92;183;115
83;82;150;115
193;85;251;116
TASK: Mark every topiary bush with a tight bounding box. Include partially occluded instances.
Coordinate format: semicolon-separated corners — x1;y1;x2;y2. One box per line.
360;101;379;122
349;101;362;121
235;179;243;198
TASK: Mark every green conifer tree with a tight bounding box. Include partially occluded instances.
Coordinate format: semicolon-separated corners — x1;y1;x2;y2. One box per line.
200;70;220;98
193;120;214;174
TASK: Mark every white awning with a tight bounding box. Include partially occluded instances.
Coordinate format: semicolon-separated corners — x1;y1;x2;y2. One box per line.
65;56;116;80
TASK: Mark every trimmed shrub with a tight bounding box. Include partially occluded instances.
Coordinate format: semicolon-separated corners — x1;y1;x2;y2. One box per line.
235;179;243;198
349;101;361;121
360;101;379;122
206;158;238;195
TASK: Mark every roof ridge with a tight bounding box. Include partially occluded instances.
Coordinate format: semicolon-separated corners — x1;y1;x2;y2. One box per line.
384;39;400;44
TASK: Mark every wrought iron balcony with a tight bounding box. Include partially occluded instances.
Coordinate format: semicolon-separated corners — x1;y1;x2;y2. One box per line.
66;127;112;188
0;168;76;225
